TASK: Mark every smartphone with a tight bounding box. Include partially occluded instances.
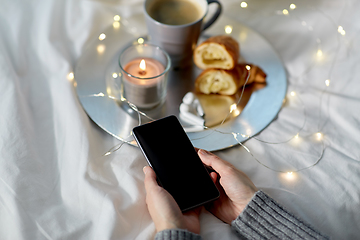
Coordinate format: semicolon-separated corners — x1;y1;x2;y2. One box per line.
133;115;219;212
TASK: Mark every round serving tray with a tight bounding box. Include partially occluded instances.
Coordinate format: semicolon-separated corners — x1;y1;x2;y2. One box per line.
74;14;287;151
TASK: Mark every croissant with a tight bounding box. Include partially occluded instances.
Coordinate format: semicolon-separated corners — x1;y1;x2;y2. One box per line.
195;64;266;95
193;35;239;70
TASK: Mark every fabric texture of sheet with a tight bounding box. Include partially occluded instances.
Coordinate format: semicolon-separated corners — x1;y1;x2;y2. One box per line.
0;0;359;239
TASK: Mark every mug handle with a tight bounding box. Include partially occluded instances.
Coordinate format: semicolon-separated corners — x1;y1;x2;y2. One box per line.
202;0;222;31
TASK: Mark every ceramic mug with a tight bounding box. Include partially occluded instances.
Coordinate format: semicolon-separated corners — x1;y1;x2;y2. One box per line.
144;0;222;68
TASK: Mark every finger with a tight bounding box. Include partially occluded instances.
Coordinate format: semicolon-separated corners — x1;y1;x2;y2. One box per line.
198;149;234;173
143;166;159;192
210;172;218;183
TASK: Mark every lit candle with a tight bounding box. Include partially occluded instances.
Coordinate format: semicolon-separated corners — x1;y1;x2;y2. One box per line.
123;58;164;79
119;44;171;109
122;57;166;109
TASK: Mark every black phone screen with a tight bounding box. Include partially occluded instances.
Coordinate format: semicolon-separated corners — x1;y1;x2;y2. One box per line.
133;115;219;211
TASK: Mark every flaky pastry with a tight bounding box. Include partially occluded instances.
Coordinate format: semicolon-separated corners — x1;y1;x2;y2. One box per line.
195;64;266;95
193;35;239;70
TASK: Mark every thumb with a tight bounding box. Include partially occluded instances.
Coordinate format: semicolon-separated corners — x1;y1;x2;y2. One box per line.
198;149;234;175
143;166;159;192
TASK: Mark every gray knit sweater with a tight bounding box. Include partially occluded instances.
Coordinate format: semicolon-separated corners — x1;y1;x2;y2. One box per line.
155;191;328;240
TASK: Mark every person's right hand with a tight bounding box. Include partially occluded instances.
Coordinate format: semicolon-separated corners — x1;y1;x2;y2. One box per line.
198;149;258;224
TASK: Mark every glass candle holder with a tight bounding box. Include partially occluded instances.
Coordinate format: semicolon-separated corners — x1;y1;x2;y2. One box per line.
119;44;171;109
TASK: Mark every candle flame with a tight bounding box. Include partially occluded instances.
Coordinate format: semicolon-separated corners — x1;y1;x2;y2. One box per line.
139;59;146;71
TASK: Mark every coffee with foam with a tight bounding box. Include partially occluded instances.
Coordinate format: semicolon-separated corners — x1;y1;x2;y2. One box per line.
147;0;203;25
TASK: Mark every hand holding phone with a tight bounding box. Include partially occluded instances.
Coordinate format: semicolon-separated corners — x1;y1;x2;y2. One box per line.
133;115;219;212
143;165;202;234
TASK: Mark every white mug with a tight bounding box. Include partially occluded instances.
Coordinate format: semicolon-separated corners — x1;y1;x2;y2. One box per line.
144;0;222;69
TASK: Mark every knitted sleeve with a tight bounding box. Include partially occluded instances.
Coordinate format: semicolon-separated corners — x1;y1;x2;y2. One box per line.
155;229;202;240
154;191;328;240
231;191;329;239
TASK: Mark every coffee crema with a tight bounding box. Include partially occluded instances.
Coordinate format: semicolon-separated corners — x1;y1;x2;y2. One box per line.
147;0;203;26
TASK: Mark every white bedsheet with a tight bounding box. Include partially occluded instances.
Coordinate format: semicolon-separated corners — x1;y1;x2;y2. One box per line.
1;0;359;239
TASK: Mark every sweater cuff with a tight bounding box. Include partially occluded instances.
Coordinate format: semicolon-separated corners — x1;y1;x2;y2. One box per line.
231;190;328;239
155;229;202;240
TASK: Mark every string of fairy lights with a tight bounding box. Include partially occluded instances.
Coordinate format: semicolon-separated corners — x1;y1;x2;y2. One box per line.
69;1;347;176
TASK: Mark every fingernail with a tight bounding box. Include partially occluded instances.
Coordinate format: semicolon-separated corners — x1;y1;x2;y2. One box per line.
143;166;148;174
199;149;211;155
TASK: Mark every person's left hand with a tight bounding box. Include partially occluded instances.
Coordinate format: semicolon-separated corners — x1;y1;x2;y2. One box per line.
143;166;201;234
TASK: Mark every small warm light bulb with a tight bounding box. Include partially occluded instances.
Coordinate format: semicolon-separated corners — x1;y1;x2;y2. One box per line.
282;171;297;181
240;2;248;8
317;49;323;57
99;33;106;41
233;109;241;117
290;4;296;10
230;103;237;113
104;152;111;156
316;132;322;139
225;25;233;34
282;9;289;15
137;38;145;44
338;26;346;35
67;72;74;80
245;65;251;70
112;72;118;78
241;134;249;138
295;133;299;139
290;91;296;96
97;44;106;54
139;59;146;71
113;21;120;29
325;79;330;86
114;15;121;22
